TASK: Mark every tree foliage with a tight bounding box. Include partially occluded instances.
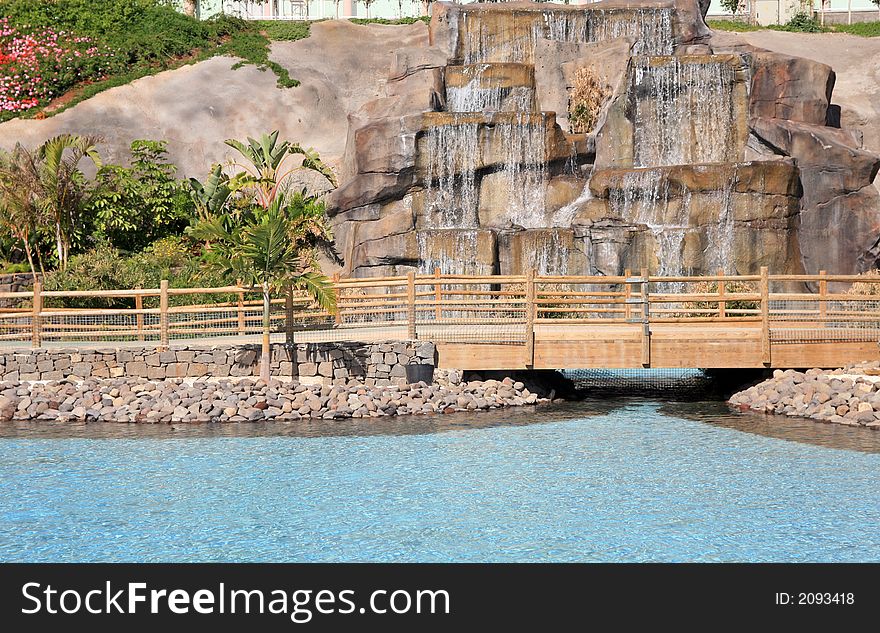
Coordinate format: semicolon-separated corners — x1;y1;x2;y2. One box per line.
91;139;193;252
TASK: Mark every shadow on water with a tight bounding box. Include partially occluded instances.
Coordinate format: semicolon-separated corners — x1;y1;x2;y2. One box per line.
2;395;879;453
0;400;624;441
661;400;880;455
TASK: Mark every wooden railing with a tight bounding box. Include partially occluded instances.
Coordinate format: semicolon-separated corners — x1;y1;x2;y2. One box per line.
2;268;880;356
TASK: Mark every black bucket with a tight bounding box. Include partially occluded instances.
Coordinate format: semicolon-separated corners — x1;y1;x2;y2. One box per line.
405;363;434;384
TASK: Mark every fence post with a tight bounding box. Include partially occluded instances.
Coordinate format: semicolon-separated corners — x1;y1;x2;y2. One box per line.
237;283;246;336
333;273;343;326
760;266;770;366
524;269;536;368
818;269;827;326
623;268;632;321
407;271;417;340
135;289;144;342
717;268;726;319
159;279;169;351
285;285;294;345
434;267;442;321
31;281;42;348
640;268;650;367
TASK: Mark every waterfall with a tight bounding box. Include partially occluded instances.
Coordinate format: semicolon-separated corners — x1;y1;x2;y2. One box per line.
497;113;548;228
423;117;481;228
608;169;690;278
521;230;573;275
461;8;675;64
446;65;535;113
417;230;483;275
705;175;736;274
631;56;737;168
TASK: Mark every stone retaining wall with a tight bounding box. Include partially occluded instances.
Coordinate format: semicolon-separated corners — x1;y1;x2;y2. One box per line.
0;341;436;386
0;273;37;308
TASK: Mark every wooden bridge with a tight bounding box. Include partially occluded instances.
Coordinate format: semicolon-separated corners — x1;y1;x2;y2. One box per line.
2;267;879;370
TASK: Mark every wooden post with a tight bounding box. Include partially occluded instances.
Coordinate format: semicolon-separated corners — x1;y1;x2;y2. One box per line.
818;269;827;326
135;289;144;342
237;288;246;335
285;285;294;345
760;266;770;366
31;281;42;348
159;279;169;351
717;268;726;319
434;267;442;321
333;273;343;326
407;271;417;340
623;268;632;321
524;269;536;368
640;268;650;367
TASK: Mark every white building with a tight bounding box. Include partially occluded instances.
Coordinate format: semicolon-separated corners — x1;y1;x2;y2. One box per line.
174;0;880;24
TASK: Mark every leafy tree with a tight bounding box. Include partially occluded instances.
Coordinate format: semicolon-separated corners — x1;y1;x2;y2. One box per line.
0;146;46;279
359;0;378;19
224;131;336;209
90;140;192;252
189;163;232;220
0;135;101;271
719;0;742;14
189;131;338;381
190;194;336;381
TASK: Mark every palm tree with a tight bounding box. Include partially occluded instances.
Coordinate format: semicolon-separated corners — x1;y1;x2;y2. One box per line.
225;131;336;209
24;135;101;270
190;194;336;382
190;132;338;381
0;147;43;280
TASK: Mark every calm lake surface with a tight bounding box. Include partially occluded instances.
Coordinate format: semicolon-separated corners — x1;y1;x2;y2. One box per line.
1;399;879;562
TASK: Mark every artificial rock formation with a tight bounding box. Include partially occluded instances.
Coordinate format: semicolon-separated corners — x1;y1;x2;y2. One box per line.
327;1;880;279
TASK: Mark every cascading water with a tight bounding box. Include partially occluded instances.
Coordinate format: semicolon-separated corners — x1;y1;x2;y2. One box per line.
631;56;737;168
705;175;736;273
608;169;690;279
446;66;535;113
461;8;675;64
496;113;548;228
423;118;481;228
521;230;573;275
417;230;483;275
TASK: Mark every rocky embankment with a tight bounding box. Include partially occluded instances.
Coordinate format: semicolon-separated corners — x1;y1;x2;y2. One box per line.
0;375;543;423
729;363;880;428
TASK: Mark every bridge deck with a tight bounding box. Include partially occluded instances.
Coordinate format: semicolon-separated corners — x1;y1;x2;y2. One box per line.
2;270;880;370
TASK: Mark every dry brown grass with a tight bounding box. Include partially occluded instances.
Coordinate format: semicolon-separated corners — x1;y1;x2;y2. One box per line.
568;67;611;134
846;269;880;295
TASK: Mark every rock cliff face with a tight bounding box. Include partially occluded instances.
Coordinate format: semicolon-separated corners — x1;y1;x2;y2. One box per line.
329;0;880;279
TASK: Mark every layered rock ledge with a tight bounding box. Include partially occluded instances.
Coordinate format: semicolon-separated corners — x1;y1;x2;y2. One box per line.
0;375;543;423
729;364;880;428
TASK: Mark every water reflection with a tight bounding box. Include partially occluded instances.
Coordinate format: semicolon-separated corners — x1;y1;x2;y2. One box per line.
1;396;878;453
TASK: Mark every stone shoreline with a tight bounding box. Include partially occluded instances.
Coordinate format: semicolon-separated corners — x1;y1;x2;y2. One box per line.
729;363;880;428
0;375;543;423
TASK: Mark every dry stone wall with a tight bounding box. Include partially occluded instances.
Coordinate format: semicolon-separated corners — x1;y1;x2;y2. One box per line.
0;341;436;387
0;273;37;309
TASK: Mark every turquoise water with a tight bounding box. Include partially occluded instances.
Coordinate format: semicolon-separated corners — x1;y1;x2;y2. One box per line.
1;400;879;562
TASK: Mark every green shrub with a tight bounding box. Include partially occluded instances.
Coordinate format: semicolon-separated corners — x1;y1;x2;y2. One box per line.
0;262;32;274
833;21;880;37
708;19;764;32
771;12;825;33
90;140;194;252
43;237;238;308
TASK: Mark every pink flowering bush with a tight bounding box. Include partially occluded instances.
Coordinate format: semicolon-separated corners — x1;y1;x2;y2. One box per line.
0;17;122;118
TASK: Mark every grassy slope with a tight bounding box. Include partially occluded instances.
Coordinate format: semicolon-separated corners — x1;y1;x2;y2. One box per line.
709;19;880;37
0;0;429;123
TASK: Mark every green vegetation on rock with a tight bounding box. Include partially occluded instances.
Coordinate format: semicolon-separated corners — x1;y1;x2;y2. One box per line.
0;0;315;121
707;20;764;32
709;17;880;37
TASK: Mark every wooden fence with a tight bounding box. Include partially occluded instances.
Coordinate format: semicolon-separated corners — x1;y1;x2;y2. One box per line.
2;268;880;360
